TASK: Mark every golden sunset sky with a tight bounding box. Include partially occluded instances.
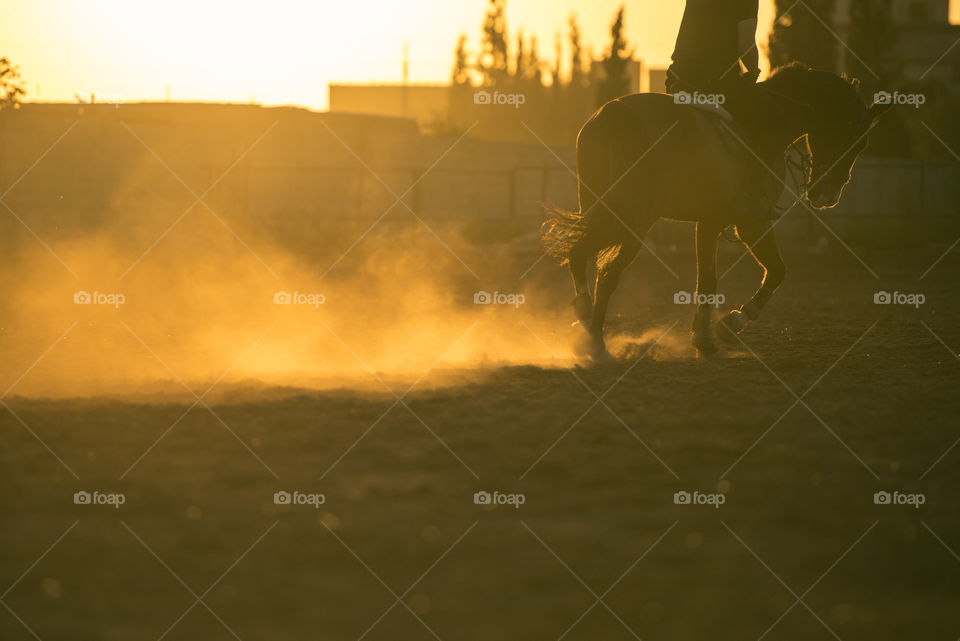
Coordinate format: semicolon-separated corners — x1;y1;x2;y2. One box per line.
3;0;958;109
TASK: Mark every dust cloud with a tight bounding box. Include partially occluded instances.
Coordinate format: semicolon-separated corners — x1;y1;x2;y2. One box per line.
607;326;696;361
0;201;589;399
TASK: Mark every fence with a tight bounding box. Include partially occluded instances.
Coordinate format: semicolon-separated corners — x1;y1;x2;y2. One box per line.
235;159;958;223
236;164;578;221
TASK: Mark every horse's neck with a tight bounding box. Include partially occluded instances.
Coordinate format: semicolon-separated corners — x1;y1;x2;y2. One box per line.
774;118;809;153
761;75;813;152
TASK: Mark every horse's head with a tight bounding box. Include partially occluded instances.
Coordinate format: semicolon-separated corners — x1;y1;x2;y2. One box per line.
768;65;893;209
805;72;892;208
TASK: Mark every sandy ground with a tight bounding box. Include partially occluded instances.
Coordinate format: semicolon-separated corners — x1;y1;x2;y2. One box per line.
2;241;960;640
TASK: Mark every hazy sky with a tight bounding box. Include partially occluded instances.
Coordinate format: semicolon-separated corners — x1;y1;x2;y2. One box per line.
2;0;957;109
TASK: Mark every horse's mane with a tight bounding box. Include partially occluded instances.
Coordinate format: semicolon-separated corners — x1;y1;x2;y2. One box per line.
766;61;862;91
762;61;867;120
751;61;871;143
769;61;811;77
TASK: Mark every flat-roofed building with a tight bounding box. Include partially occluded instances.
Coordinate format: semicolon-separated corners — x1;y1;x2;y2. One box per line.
328;84;451;125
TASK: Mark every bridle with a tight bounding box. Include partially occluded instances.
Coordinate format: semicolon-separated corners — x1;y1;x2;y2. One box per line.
756;83;815;213
760;68;868;216
780;137;813;212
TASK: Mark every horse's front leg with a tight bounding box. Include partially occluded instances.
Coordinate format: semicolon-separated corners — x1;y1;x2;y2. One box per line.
717;221;786;343
692;222;720;356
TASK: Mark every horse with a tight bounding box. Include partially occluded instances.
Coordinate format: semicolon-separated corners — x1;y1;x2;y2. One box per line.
540;63;892;360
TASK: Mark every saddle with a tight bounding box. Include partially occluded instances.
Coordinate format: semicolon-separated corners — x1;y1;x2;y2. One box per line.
668;91;788;237
666;90;741;156
675;98;746;161
687;101;734;122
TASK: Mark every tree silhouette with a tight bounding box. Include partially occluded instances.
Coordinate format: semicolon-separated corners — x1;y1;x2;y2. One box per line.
479;0;509;86
452;34;471;85
527;36;542;86
515;31;526;80
595;6;633;107
769;0;839;71
0;57;26;110
552;32;562;87
846;0;898;91
442;3;637;146
569;14;587;88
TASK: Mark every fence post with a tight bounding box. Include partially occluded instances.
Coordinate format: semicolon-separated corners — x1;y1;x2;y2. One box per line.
412;168;423;216
919;164;926;219
356;169;363;217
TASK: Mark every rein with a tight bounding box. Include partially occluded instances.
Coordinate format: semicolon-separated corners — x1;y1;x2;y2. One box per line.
777;138;813;214
740;80;814;215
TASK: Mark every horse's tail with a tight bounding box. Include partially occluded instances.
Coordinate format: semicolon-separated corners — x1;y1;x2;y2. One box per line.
540;107;621;267
539;204;587;266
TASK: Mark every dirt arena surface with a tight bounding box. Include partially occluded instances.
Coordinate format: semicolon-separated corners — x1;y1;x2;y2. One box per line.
2;241;959;640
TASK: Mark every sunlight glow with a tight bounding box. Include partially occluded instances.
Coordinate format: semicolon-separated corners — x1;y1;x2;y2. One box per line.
3;0;770;108
21;0;959;108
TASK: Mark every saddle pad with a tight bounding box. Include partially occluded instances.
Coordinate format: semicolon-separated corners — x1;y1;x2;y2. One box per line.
689;102;734;122
698;108;744;159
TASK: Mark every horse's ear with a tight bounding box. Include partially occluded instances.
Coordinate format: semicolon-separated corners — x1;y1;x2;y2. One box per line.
868;101;894;121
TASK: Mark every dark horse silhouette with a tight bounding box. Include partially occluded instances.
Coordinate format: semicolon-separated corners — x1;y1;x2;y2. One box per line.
541;63;892;360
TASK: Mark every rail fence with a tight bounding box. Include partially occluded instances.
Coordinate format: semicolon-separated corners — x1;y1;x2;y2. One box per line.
220;160;960;222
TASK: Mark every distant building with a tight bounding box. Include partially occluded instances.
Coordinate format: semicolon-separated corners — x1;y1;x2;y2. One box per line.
328;83;451;126
648;68;668;94
328;58;647;127
588;58;646;94
833;0;960;90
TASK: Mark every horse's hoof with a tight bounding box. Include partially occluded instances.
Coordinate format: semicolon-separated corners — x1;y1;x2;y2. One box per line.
571;326;595;359
590;346;616;363
694;340;720;358
571;327;613;364
716;310;749;345
585;333;615;363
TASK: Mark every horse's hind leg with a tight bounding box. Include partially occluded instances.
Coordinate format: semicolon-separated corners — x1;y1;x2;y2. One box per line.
587;238;640;360
717;220;786;343
692;222;721;356
568;237;595;325
568;136;607;326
